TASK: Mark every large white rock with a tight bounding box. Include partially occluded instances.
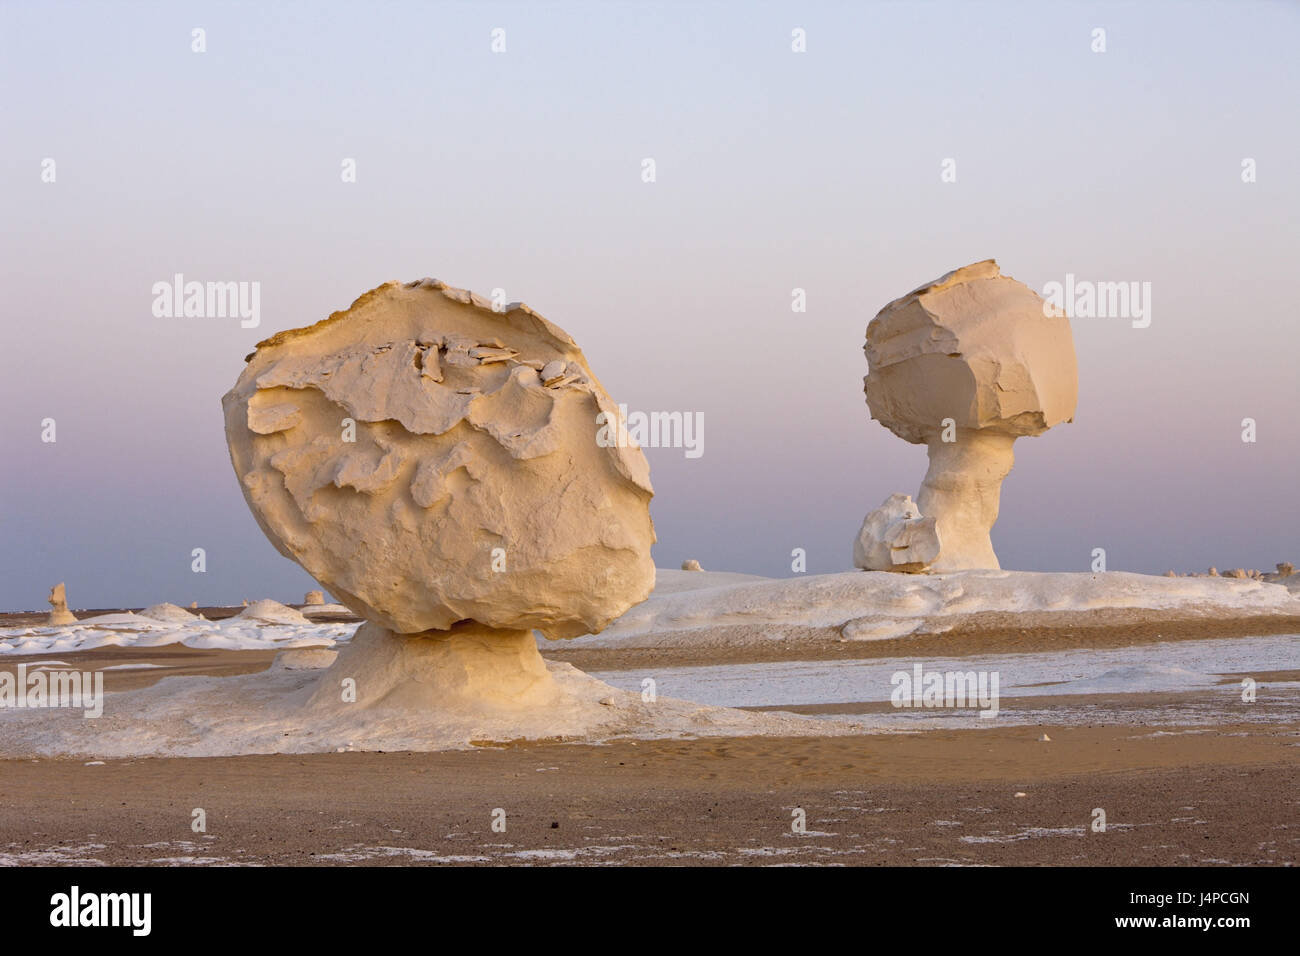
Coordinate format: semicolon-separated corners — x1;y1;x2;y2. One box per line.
863;260;1077;571
223;279;656;639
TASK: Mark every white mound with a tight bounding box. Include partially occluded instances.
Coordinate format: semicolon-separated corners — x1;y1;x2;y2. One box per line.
236;599;312;626
138;603;200;624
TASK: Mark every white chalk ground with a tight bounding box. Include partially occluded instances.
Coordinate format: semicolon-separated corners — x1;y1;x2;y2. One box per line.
591;633;1300;708
574;568;1300;646
1;570;1297;756
0;658;864;758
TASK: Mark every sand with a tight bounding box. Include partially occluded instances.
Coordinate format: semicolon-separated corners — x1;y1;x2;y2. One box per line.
2;724;1295;866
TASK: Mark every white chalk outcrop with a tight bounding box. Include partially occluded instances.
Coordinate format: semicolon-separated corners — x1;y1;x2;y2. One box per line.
223;278;655;638
861;260;1077;571
45;583;77;626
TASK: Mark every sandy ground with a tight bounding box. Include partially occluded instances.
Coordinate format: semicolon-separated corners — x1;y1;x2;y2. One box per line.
2;606;1296;865
1;726;1295;866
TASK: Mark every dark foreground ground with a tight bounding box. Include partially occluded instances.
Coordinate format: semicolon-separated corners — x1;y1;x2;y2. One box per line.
2;725;1296;865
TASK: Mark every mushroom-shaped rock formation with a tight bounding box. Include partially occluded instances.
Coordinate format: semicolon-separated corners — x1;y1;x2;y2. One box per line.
862;260;1077;571
46;582;77;626
223;278;656;714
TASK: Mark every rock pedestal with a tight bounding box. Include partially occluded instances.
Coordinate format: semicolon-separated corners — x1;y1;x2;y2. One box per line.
308;622;560;713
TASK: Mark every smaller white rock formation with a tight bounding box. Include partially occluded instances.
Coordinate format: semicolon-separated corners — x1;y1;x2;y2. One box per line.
304;590;325;605
681;559;704;572
860;260;1078;572
236;599;312;626
853;493;941;572
46;583;77;626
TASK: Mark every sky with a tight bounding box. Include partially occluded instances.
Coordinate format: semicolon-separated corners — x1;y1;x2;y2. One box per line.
2;1;1297;610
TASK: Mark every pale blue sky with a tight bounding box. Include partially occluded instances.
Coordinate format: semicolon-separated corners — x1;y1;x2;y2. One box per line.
2;1;1297;609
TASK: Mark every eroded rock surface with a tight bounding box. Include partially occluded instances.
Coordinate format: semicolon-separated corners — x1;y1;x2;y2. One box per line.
223;279;656;638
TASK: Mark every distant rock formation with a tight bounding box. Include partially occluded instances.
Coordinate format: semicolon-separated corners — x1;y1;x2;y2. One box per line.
859;260;1077;572
681;560;704;571
304;590;325;605
46;582;77;626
